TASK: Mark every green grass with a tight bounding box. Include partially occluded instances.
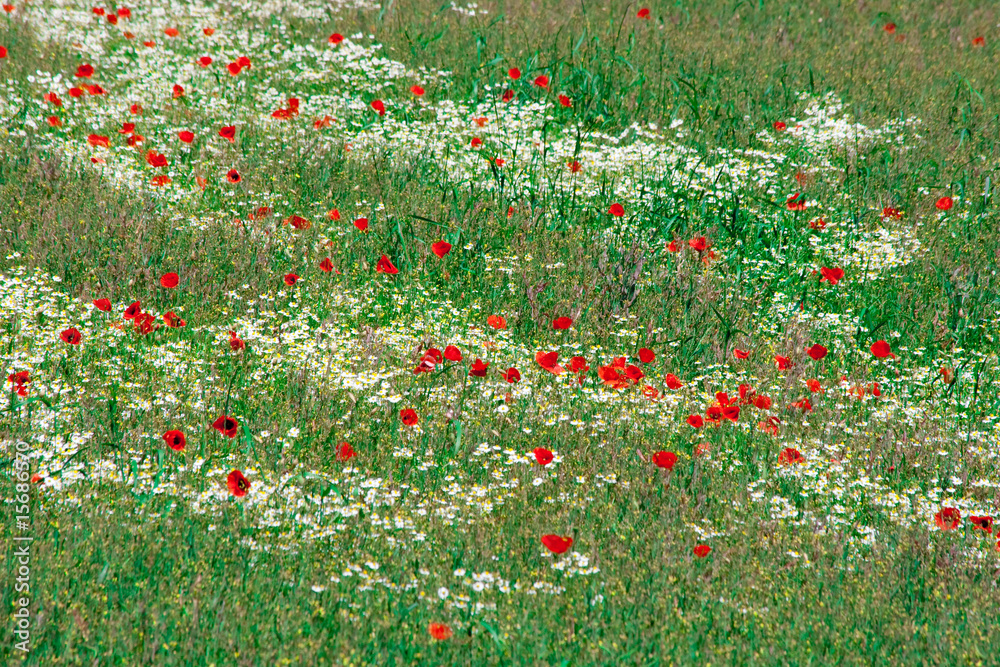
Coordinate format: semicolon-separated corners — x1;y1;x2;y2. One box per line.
3;0;1000;664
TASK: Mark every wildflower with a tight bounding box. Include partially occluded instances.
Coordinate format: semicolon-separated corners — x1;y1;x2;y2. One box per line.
444;345;462;362
371;99;386;116
123;301;141;319
686;415;704;428
805;379;823;393
558;94;571;107
503;367;521;383
213;415;239;438
328;33;343;44
773;121;786;131
552;316;573;329
219;126;236;142
637;7;650;18
806;344;827;360
652;451;677;470
536;351;563;375
934;507;960;531
198;56;212;67
227;169;241;183
688;236;707;252
428;623;452;640
93;298;112;311
172;84;184;98
376;255;399;275
533;447;553;465
883;23;896;34
75;64;94;78
733;348;750;360
870;340;895;359
608;203;625;217
229;331;245;351
162;430;186;451
337;442;356;461
487;315;507;329
638;348;655;363
508;67;521;80
665;373;683;390
935;196;953;211
693;545;711;558
970;516;992;534
400;408;419;426
60;328;82;345
541;534;573;554
819;266;844;285
227;470;250;497
354;217;369;232
410;85;425;96
468;358;489;377
533;75;549;88
163;312;186;328
178;130;195;143
786;193;806;210
774;355;792;370
431;241;452;258
160;272;179;288
778;447;804;465
283;274;299;286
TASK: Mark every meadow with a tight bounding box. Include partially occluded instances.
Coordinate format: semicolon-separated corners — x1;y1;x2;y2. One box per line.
2;0;1000;664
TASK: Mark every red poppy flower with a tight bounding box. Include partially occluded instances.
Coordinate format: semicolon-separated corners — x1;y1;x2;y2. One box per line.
123;301;141;319
212;415;239;438
219;125;236;142
970;515;993;534
688;236;708;252
337;442;356;461
503;367;521;383
652;450;677;470
469;137;483;148
223;169;240;183
163;311;186;328
75;64;94;78
283;273;299;287
558;94;571;107
162;430;186;451
351;217;369;232
159;272;179;289
534;351;564;376
508;67;521;80
145;150;168;168
533;447;553;465
431;241;452;258
786;193;806;211
552;316;572;330
789;397;812;412
376;255;399;275
428;623;452;640
806;344;827;360
934;507;960;531
92;6;104;14
328;33;343;44
175;130;195;144
172;84;184;98
227;61;243;75
229;331;245;351
370;99;386;116
68;87;85;98
722;405;741;421
972;36;985;47
318;257;334;273
151;175;171;187
773;121;786;131
624;365;644;383
227;469;250;496
533;75;549;88
568;356;589;373
662;373;682;390
468;358;489;377
409;84;425;97
693;544;711;558
774;355;792;370
47;115;61;127
93;298;112;311
60;327;82;345
935;196;953;211
400;408;419;426
487;315;507;329
883;23;896;34
87;134;111;148
686;415;704;428
608;203;625;217
819;266;844;285
637;348;655;364
637;7;650;18
806;379;823;393
327;209;341;221
882;206;903;220
939;367;954;384
86;84;105;95
541;534;573;554
732;348;750;360
778;447;804;465
870;340;895;359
